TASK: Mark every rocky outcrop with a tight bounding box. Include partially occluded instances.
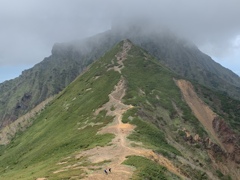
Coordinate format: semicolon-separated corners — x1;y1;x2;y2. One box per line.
213;117;240;163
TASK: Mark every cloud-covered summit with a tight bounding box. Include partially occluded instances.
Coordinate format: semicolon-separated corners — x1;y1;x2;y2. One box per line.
0;0;240;80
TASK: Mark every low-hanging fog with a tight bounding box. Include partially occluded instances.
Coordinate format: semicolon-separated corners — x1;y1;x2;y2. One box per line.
0;0;240;82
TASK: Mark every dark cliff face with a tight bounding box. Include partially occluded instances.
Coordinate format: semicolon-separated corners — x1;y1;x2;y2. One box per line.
213;117;240;163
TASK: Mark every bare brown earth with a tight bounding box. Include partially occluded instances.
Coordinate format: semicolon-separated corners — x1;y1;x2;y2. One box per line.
176;80;225;150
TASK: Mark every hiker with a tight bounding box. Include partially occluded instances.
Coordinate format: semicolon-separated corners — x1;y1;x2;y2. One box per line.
104;169;108;175
109;168;111;173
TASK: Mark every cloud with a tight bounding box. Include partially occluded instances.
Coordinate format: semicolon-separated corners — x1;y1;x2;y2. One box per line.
110;0;240;59
0;0;239;73
0;0;111;65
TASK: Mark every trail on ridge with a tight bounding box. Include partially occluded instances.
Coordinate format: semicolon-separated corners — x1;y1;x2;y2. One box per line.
51;40;185;180
75;40;184;179
77;77;184;180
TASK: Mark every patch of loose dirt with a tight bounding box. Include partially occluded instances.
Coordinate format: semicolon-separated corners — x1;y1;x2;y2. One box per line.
176;80;225;151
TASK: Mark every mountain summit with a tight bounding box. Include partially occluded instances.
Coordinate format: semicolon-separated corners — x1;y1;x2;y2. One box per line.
1;23;240;135
0;40;239;179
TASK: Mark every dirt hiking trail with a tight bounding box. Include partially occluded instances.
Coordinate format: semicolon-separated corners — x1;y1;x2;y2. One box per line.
75;40;184;179
45;40;186;180
77;77;184;180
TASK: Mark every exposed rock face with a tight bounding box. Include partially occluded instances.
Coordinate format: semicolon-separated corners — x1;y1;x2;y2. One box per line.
16;93;32;110
182;123;240;178
213;117;240;163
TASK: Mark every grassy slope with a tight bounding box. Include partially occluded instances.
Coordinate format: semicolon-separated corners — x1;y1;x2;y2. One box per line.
122;44;207;138
0;43;122;179
121;44;239;179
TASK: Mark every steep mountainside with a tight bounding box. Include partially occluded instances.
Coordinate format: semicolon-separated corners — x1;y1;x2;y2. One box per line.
0;40;239;180
1;23;240;136
0;58;81;128
0;33;115;129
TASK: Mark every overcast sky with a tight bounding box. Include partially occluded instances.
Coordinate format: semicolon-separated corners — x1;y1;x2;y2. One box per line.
0;0;240;83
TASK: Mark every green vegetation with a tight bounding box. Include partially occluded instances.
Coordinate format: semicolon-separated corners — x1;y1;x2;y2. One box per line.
128;117;181;156
122;107;137;123
123;155;179;180
122;45;207;139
